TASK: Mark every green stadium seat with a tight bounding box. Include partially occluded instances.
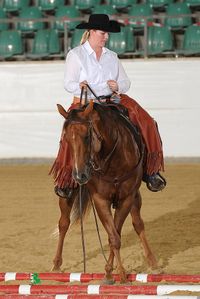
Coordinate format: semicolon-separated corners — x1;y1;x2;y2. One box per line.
70;28;85;48
3;0;30;12
185;0;200;7
74;0;101;11
54;5;81;32
0;8;9;31
18;7;44;33
49;29;60;53
182;25;200;54
147;25;173;54
0;30;23;58
29;29;50;58
124;25;135;52
92;4;117;15
107;25;135;55
38;0;64;11
110;0;135;11
128;4;153;30
146;0;173;9
107;31;127;55
27;29;60;58
165;3;192;29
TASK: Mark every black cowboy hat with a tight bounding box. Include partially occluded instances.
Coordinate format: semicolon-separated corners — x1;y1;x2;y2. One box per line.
76;14;121;33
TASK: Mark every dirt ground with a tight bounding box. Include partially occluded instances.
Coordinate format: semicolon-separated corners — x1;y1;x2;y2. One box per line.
0;163;200;276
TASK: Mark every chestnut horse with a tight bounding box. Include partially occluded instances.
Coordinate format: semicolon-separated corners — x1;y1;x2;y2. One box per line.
52;100;157;283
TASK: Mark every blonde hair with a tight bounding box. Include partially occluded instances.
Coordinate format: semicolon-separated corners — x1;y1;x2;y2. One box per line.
80;30;90;45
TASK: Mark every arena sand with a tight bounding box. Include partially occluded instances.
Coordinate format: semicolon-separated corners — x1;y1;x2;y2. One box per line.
0;163;199;275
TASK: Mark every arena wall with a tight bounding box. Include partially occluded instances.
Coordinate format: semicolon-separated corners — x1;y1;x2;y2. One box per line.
0;58;199;158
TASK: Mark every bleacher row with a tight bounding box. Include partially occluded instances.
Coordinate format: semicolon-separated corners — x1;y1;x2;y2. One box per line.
0;0;200;60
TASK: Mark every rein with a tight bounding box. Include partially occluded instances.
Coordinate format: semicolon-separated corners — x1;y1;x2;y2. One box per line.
79;185;86;273
89;128;119;173
73;88;113;272
80;83;117;104
96;150;144;188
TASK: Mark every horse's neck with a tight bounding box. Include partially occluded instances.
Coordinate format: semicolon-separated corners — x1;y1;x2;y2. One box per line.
101;116;139;171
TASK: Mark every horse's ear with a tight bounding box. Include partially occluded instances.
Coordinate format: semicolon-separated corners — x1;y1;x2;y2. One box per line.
80;100;94;118
57;104;68;119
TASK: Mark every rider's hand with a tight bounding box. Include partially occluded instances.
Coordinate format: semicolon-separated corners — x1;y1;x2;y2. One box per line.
80;80;88;91
107;80;118;92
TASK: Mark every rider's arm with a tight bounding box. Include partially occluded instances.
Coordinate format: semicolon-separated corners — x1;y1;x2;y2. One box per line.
64;50;82;96
116;59;131;94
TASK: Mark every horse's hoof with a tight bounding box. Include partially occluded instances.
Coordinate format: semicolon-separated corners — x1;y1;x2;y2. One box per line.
102;279;115;285
150;266;164;274
119;272;128;284
51;265;62;272
120;278;128;284
147;255;158;270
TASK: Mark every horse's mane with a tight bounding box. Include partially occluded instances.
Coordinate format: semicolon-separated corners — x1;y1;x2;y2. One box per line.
63;103;121;138
93;102;120;120
93;103;120;137
94;103;142;150
63;107;85;129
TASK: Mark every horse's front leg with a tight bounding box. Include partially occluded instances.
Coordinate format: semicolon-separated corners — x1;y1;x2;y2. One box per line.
105;239;126;284
93;193;129;284
52;197;74;271
112;194;136;283
104;247;114;283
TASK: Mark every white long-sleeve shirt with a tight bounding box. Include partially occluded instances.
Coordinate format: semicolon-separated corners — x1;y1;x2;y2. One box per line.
64;40;131;99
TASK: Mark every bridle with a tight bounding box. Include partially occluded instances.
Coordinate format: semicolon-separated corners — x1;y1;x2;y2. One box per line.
67;116;119;176
89;123;119;173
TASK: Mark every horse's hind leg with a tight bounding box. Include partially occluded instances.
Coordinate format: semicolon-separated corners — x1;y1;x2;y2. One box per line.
52;197;74;271
130;191;157;269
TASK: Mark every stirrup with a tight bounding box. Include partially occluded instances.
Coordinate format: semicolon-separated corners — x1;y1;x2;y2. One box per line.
146;173;167;192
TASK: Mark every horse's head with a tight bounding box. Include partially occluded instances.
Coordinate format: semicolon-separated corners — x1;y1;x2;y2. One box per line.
57;101;102;185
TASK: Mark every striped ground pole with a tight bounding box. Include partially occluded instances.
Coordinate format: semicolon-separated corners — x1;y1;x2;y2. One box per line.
0;284;199;295
0;295;199;299
0;273;200;283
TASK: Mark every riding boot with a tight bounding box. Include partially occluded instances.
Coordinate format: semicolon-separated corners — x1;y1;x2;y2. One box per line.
54;186;79;199
143;172;166;192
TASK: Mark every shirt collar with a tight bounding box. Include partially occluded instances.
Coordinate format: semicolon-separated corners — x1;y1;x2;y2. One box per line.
83;40;107;56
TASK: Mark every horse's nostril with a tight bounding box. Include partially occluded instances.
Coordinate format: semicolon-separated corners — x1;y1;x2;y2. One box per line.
73;170;89;185
81;173;87;180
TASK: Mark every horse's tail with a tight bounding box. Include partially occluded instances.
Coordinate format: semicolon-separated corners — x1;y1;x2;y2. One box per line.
70;185;91;225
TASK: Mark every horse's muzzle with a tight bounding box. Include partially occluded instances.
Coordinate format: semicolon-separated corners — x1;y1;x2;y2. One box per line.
73;166;91;185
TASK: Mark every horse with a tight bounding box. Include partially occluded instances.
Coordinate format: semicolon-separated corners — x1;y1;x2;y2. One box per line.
52;100;157;283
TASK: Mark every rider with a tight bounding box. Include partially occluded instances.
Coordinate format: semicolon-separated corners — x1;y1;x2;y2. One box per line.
50;14;166;198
